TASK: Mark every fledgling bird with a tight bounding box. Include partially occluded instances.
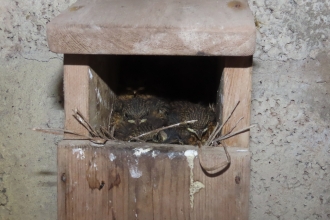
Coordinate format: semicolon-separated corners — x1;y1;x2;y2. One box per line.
146;96;169;127
113;120;166;143
121;96;150;125
165;101;216;145
130;122;165;142
112;94;170;141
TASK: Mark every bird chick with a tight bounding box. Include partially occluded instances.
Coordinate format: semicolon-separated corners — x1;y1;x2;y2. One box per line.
122;96;150;125
168;101;216;145
112;95;170;141
146;96;169;127
130;123;163;142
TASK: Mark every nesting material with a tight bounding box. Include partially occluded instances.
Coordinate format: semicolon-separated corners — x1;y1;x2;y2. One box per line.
111;94;217;145
34;100;253;174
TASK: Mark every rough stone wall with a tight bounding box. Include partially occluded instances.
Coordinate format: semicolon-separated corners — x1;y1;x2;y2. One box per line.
0;1;74;219
249;0;330;219
250;0;330;61
0;0;329;219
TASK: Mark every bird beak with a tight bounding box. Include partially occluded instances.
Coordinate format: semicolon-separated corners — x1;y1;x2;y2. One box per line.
187;128;202;140
195;130;203;140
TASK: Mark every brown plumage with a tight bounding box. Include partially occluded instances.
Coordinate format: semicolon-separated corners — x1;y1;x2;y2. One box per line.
166;101;216;145
122;97;150;125
130;123;164;142
112;94;169;141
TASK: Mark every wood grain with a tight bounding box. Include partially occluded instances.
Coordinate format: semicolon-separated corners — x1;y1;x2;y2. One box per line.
58;140;250;219
220;56;253;148
47;0;255;55
64;55;90;139
88;67;116;133
63;55;117;139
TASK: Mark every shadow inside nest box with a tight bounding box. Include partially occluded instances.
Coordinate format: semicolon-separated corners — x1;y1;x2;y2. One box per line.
65;54;226;145
64;54;224;104
113;55;223;104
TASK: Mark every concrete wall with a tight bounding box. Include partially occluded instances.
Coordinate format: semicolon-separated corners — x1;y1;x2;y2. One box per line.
0;0;329;219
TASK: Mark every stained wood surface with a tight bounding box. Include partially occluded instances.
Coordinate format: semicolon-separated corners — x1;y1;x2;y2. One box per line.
47;0;255;55
58;140;250;220
63;55;116;139
220;56;252;148
64;55;90;139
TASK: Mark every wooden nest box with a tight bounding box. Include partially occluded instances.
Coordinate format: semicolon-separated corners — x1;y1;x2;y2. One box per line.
47;0;255;219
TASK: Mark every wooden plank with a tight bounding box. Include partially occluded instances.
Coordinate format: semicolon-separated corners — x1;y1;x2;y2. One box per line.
47;0;255;56
58;140;250;219
192;147;250;219
64;54;90;139
57;144;67;220
63;55;117;139
220;56;252;148
88;67;116;132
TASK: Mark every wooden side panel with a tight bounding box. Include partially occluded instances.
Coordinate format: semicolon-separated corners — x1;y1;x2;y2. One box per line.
58;140;250;220
88;68;116;131
221;56;252;148
192;149;250;220
63;55;117;139
64;55;90;139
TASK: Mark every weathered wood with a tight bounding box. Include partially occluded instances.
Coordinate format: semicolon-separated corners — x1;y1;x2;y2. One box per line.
58;140;250;219
64;55;90;139
220;56;252;148
88;67;116;132
47;0;255;56
57;142;67;220
63;55;116;139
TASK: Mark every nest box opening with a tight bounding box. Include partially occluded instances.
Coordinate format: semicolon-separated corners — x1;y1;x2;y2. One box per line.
85;55;224;145
115;55;222;105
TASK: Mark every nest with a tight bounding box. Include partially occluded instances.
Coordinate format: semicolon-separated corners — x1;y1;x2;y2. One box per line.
34;101;253;174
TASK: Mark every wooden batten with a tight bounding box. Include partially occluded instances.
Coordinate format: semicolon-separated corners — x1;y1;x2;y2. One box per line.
63;55;116;139
63;55;90;139
220;56;253;148
58;140;250;220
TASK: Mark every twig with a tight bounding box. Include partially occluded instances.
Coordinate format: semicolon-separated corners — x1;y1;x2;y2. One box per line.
130;120;197;141
72;109;98;137
100;126;113;139
220;100;240;130
128;136;145;142
205;101;240;146
211;125;255;143
108;108;113;131
32;127;96;139
110;124;116;139
227;117;244;135
223;143;231;164
206;122;220;146
198;143;231;174
34;108;111;145
32;128;67;135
